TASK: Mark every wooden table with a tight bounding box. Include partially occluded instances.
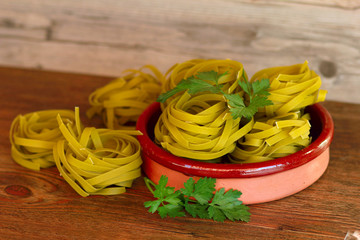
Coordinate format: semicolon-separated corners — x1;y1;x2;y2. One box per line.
0;66;359;240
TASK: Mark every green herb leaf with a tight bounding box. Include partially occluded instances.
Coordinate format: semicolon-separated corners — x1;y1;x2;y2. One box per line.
157;77;216;103
228;204;251;222
144;175;184;217
224;78;273;120
144;199;162;214
152;175;175;199
208;188;250;222
212;188;242;208
158;204;185;218
181;177;216;204
196;70;228;85
252;78;271;96
184;202;210;219
238;80;251;96
157;71;228;103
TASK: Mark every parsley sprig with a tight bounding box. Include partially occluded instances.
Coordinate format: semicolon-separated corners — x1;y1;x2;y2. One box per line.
144;175;251;222
157;70;273;119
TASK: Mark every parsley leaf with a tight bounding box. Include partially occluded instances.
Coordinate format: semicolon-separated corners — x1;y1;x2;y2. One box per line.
184;202;210;219
144;175;251;222
144;199;162;214
157;77;216;103
225;79;273;120
144;175;185;218
196;71;226;85
208;188;251;222
158;204;185;218
252;78;271;96
181;177;216;204
157;71;227;103
238;80;251;96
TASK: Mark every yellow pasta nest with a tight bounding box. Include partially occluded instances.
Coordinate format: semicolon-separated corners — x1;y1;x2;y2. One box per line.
87;65;163;129
253;61;327;117
161;59;247;108
230;111;312;163
9;109;76;170
231;61;327;163
54;108;142;196
155;92;254;161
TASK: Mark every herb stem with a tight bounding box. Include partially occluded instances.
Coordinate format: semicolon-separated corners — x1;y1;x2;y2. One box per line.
144;177;156;195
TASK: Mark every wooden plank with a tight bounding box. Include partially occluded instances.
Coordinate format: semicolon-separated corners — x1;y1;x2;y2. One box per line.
0;0;359;104
0;9;50;40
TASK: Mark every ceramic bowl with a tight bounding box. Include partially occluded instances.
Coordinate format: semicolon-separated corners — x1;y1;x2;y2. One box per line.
136;102;334;204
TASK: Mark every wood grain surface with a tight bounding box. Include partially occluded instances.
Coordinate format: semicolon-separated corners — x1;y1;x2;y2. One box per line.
0;0;359;104
0;66;359;240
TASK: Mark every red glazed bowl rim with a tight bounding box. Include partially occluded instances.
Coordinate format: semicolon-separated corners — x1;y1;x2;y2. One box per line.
136;102;334;178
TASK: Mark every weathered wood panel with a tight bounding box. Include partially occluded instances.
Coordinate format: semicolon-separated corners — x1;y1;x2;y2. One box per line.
0;0;359;103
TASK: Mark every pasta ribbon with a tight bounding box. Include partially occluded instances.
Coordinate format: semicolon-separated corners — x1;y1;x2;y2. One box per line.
252;61;327;117
155;91;254;161
87;65;163;129
54;108;143;196
9;110;76;170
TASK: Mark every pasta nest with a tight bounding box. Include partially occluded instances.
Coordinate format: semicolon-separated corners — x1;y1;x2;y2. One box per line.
230;111;312;163
155;91;254;161
161;59;248;108
54;109;142;196
10;109;76;170
231;61;327;163
87;65;163;129
253;61;327;117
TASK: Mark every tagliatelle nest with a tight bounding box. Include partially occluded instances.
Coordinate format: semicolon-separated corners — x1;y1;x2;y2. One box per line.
9;109;77;170
160;59;247;109
87;65;163;129
253;61;327;117
54;109;142;196
231;61;327;163
155;92;254;161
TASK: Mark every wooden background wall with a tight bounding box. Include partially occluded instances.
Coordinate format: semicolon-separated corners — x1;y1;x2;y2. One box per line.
0;0;359;103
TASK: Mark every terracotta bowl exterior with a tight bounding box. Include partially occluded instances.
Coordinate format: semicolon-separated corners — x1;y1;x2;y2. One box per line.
136;102;334;204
